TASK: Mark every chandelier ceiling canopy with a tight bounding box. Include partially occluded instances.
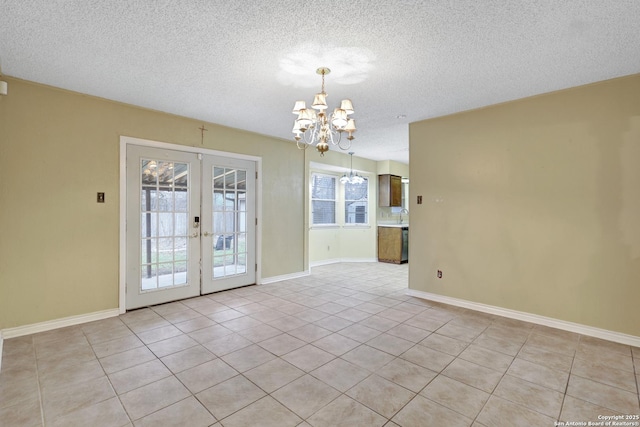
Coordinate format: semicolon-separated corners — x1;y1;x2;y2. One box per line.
292;67;356;156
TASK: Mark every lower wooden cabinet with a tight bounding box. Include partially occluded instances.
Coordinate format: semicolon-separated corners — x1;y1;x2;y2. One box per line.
378;226;408;264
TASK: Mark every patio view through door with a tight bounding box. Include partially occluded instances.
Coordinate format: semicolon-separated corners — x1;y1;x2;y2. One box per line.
201;155;256;293
125;144;256;310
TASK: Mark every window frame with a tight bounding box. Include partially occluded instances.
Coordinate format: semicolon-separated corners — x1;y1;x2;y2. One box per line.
310;172;338;227
343;177;369;226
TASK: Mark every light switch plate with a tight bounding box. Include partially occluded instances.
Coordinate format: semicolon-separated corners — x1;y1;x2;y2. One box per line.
97;192;105;203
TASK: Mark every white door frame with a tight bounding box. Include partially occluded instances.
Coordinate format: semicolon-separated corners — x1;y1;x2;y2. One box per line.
119;135;263;314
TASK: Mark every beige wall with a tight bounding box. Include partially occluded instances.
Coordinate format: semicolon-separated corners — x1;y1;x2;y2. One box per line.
307;151;378;264
376;160;409;177
0;77;305;329
409;74;640;336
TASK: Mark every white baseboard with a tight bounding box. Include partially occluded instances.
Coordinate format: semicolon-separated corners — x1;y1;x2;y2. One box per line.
0;334;3;373
310;257;378;268
1;308;121;340
338;257;378;264
260;270;310;285
310;258;342;268
406;289;640;348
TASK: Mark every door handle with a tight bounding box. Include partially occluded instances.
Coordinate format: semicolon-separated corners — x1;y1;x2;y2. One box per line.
203;231;213;237
189;232;199;238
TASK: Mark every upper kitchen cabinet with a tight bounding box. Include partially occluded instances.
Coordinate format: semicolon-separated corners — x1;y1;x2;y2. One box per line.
378;174;402;207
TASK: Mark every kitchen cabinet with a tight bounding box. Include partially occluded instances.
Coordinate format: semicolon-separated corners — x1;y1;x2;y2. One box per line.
378;174;402;207
378;226;408;264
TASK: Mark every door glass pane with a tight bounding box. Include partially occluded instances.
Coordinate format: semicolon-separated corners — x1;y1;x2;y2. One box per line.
174;262;187;285
141;213;157;238
142;160;157;185
175;189;188;211
139;158;190;291
237;170;247;190
224;212;234;233
174;237;187;261
158;213;174;236
213;190;224;210
211;165;249;280
174;163;188;187
141;188;157;210
141;264;157;290
157;263;174;287
141;239;157;264
174;213;188;236
157;188;174;211
157;162;174;186
238;192;246;211
225;169;236;189
213;167;225;189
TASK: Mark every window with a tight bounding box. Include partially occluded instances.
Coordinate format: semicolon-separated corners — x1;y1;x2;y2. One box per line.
311;173;336;225
344;178;368;224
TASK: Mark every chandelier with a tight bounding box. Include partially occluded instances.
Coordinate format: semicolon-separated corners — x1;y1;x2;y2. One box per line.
340;152;365;184
292;67;356;156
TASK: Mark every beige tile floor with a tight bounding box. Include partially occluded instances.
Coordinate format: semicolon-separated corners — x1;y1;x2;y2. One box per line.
1;262;639;426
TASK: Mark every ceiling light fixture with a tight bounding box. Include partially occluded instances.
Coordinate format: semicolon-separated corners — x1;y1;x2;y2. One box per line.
292;67;356;156
340;152;365;184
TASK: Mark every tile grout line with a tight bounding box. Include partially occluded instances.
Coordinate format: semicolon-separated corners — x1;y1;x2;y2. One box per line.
460;317;513;427
88;319;134;426
558;334;578;423
32;336;46;427
633;347;640;410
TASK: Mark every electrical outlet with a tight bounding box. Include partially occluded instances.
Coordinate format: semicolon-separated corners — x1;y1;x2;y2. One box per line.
437;270;443;278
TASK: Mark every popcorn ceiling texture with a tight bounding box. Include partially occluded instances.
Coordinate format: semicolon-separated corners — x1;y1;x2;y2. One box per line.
1;0;639;163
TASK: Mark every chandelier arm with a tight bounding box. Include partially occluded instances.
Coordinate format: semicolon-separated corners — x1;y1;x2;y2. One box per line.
327;127;341;146
337;133;351;150
307;123;319;145
300;126;314;145
296;140;310;150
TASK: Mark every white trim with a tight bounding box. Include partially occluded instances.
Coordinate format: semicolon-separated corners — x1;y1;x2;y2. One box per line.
310;257;378;268
119;139;127;314
260;270;310;285
255;159;263;285
1;309;120;340
119;135;263;312
120;136;262;162
339;257;378;264
310;258;342;267
406;289;640;347
0;333;3;373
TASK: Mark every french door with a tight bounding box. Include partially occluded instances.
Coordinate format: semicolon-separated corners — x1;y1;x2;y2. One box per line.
125;145;256;310
201;155;256;293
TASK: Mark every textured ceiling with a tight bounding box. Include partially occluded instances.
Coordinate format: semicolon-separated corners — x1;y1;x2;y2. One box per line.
1;1;640;164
